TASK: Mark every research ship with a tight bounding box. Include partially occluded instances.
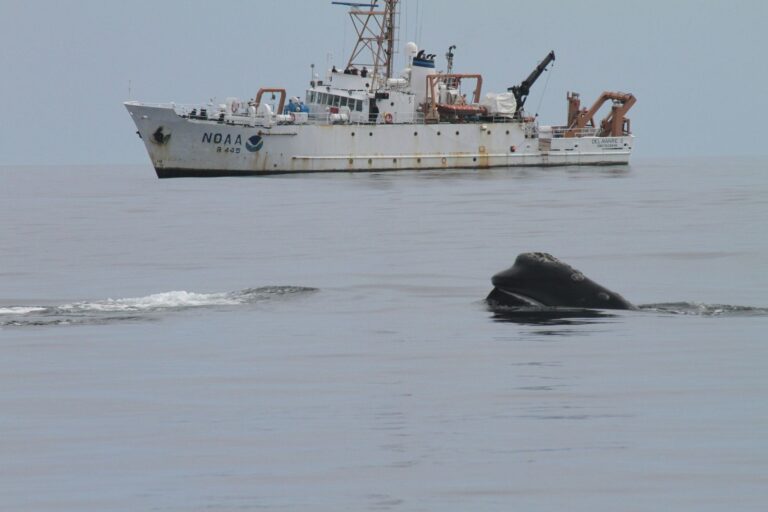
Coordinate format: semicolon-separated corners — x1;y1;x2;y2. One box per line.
125;0;636;178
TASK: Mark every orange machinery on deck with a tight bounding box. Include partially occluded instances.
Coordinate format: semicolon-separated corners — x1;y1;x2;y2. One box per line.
425;74;485;122
565;91;636;137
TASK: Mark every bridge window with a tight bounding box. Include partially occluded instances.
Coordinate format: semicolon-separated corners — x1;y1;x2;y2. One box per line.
340;97;348;108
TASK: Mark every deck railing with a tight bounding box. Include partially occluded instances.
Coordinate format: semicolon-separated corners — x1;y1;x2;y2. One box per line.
137;102;618;135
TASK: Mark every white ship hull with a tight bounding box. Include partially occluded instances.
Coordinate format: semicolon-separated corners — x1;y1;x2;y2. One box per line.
126;102;633;178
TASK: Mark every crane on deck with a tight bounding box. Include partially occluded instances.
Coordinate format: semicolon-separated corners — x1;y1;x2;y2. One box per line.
508;50;556;117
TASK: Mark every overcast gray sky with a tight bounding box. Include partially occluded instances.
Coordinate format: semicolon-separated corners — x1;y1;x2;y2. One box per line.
1;0;766;165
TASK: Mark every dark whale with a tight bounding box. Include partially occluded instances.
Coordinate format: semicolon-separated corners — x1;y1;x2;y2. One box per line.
487;252;635;310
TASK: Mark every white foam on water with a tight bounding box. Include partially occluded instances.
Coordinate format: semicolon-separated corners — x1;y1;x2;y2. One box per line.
640;302;768;317
0;287;316;326
58;290;243;313
0;306;47;315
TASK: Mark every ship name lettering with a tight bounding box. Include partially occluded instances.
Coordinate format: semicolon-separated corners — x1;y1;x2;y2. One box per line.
202;133;242;145
592;137;620;145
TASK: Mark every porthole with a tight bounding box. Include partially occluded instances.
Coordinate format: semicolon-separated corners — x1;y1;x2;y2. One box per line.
455;131;460;135
414;131;418;136
351;132;355;137
437;131;441;136
369;132;373;136
393;158;397;163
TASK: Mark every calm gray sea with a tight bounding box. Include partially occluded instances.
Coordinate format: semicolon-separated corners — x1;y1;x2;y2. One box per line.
1;159;767;511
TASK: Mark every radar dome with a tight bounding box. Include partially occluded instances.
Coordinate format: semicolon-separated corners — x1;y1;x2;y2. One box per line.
404;42;418;58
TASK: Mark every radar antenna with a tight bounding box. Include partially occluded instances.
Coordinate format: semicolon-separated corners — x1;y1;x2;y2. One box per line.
446;45;456;74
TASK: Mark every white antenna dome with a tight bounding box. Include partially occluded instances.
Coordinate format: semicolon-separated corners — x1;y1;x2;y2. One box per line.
404;42;418;58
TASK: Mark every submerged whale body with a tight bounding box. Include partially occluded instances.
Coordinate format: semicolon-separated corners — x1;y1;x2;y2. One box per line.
487;252;635;310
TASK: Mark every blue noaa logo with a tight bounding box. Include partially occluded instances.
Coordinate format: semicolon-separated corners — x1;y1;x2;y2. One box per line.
246;135;263;152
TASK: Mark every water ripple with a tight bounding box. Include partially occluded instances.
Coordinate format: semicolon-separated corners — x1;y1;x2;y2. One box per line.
639;302;768;317
488;302;768;325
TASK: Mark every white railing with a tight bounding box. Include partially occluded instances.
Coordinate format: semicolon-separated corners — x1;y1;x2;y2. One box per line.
136;101;562;128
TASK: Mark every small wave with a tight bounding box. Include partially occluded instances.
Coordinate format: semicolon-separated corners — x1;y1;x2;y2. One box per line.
234;286;318;302
1;315;150;328
639;302;768;317
0;286;317;327
57;291;242;313
0;306;47;315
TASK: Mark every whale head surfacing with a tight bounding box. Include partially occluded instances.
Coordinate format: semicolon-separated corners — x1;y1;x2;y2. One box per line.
487;252;635;310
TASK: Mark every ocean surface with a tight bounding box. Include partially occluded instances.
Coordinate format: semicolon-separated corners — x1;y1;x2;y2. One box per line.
1;159;767;511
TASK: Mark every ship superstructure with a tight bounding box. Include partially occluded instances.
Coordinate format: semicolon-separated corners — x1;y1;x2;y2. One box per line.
125;0;636;178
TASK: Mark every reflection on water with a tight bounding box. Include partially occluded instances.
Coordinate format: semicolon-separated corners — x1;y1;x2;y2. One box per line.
488;305;618;327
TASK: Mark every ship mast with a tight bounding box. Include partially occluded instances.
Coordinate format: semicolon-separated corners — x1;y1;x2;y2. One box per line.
336;1;398;82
